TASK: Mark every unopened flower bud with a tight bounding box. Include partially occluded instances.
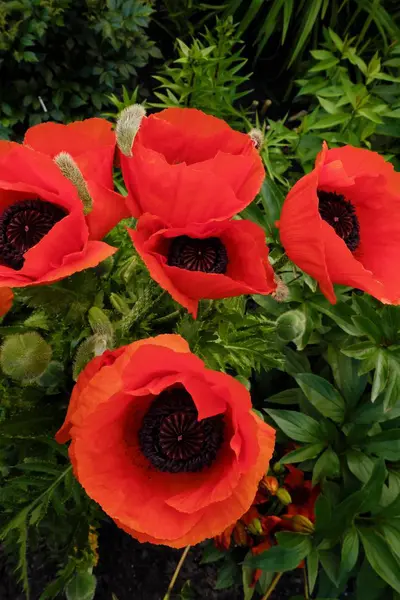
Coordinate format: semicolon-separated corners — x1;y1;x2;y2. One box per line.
54;152;93;215
272;275;289;303
259;475;279;495
88;307;114;339
116;104;146;157
291;515;315;534
214;524;234;551
233;521;252;547
247;517;263;536
110;293;130;315
1;332;52;383
276;487;292;506
273;461;284;474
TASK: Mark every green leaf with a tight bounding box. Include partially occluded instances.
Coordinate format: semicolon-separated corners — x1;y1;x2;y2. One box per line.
307;548;319;594
309;113;351;130
201;543;225;564
346;450;375;483
265;409;325;443
265;388;303;405
319;549;340;587
351;316;382;344
280;443;326;464
294;373;346;423
66;572;96;600
247;536;312;572
258;178;285;241
342;341;377;360
313;447;340;485
328;29;344;52
362;430;400;460
288;0;324;66
215;559;238;590
327;346;367;407
284;347;311;376
340;528;359;577
242;552;256;600
358;527;400;593
371;351;389;402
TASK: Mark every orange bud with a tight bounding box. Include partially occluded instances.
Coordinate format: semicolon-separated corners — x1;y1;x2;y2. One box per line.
259;475;279;495
214;523;235;551
276;487;292;505
233;521;252;547
291;515;315;534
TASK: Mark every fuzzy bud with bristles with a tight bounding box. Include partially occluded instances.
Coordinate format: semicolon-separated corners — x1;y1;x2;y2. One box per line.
54;152;93;215
0;332;52;383
272;275;289;303
249;128;264;150
116;104;146;157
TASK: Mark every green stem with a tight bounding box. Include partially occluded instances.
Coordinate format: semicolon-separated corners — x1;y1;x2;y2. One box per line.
163;545;191;600
261;572;283;600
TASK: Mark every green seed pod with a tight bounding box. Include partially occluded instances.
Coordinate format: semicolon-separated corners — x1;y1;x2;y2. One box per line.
1;332;52;383
110;293;130;315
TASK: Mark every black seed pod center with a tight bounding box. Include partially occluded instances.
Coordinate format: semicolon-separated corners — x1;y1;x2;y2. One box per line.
0;199;67;270
139;387;224;473
167;236;228;274
318;191;360;252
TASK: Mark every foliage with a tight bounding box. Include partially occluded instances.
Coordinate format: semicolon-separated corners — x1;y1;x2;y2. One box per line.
223;0;400;64
0;0;160;139
152;17;252;126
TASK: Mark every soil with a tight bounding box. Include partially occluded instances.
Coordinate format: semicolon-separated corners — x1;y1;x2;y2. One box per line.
0;520;303;600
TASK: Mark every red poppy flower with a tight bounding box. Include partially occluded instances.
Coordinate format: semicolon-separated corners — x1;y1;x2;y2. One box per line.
129;214;276;317
0;287;13;316
24;118;129;239
56;334;276;548
0;142;116;287
279;143;400;303
119;107;264;219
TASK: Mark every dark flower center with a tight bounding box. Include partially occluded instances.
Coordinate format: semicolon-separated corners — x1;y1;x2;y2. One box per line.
167;236;228;274
318;191;360;252
0;199;67;270
139;387;224;473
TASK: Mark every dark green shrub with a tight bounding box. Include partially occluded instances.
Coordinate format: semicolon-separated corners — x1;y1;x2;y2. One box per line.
0;0;160;139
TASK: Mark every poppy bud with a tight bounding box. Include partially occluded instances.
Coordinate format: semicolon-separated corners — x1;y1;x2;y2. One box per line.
291;515;315;534
0;332;52;383
116;104;146;157
259;475;279;495
276;487;292;506
88;307;114;340
248;128;264;150
54;152;93;215
110;293;130;316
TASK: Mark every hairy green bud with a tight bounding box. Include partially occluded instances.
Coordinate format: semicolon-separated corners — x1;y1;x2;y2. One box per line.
1;332;52;383
116;104;146;157
54;152;93;214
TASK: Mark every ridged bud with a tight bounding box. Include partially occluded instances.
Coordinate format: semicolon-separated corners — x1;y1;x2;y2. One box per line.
273;461;284;474
110;293;130;315
116;104;146;157
247;517;263;536
233;521;252;547
290;515;315;534
276;487;292;506
0;332;52;383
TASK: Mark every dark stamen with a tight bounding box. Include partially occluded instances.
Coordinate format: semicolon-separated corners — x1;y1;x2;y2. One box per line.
139;387;224;473
318;191;360;252
0;199;67;270
167;236;228;274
